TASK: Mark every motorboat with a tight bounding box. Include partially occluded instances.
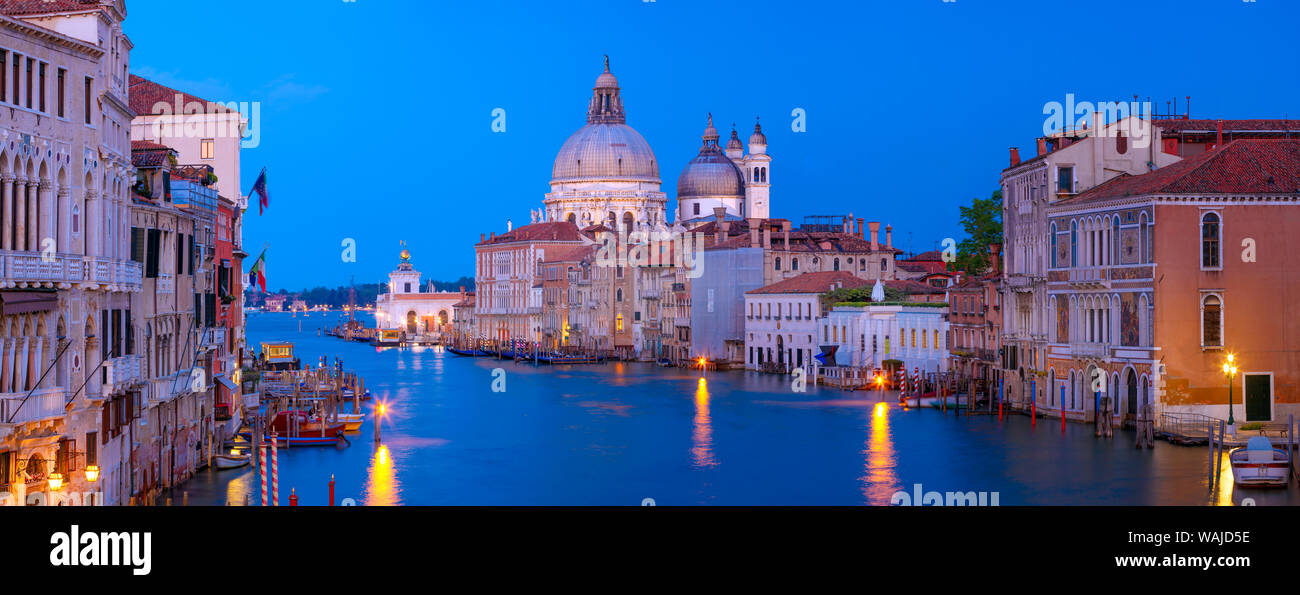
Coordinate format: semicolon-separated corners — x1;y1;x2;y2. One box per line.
1230;436;1290;487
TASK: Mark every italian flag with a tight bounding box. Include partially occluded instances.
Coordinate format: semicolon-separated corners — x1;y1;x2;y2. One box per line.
248;249;267;293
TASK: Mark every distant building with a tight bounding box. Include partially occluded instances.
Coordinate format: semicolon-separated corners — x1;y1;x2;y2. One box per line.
375;248;465;339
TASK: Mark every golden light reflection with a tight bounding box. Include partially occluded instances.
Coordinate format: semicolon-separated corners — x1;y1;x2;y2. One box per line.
861;402;900;505
691;378;717;468
364;444;402;506
225;471;252;506
1214;453;1235;506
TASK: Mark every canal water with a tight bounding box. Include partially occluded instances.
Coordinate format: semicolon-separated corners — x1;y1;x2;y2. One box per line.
182;312;1293;506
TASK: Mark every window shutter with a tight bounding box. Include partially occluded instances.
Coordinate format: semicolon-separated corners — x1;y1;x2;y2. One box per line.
176;232;183;274
101;309;109;359
146;229;160;278
125;309;133;355
130;227;146;263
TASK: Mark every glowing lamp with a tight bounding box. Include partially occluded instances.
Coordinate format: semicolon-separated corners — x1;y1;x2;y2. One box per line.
48;473;64;491
84;465;99;483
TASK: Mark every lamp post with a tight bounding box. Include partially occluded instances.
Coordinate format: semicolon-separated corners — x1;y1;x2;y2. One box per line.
1223;353;1239;431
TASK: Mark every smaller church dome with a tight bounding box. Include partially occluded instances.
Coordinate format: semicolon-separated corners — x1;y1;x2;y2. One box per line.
749;119;767;146
726;125;743;151
677;114;745;199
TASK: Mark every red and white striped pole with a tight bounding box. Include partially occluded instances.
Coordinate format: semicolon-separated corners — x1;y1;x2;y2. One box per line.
912;368;919;398
259;440;268;507
271;430;279;506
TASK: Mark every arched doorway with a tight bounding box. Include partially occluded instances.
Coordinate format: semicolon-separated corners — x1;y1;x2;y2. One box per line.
776;335;785;366
622;211;634;233
406;311;417;334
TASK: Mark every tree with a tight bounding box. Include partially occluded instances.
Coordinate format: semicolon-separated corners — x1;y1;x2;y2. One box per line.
953;189;1003;275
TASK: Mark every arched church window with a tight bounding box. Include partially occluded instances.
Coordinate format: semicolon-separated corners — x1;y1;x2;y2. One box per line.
761;167;767;183
791;258;799;271
774;257;781;271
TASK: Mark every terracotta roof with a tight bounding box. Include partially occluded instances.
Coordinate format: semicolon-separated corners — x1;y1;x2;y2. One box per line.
746;271;872;295
1064;139;1300;205
477;221;584;246
131;142;175;168
1155;119;1300;133
541;244;594;263
904;250;945;262
705;229;900;254
129;74;237;116
0;0;98;16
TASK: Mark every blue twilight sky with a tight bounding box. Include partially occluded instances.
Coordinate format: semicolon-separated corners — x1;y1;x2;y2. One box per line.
126;0;1299;291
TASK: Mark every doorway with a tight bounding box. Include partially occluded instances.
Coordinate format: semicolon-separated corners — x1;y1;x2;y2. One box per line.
1244;373;1273;422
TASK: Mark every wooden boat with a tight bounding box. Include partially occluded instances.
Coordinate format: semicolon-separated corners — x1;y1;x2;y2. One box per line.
336;412;365;431
657;358;674;367
1230;436;1290;487
446;346;491;357
213;454;251;470
535;353;602;365
264;411;346;446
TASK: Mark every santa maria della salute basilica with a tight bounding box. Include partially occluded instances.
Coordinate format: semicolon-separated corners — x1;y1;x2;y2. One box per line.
539;57;772;230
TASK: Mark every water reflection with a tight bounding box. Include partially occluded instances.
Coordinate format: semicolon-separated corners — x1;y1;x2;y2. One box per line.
364;445;402;506
692;378;717;468
861;402;900;505
225;470;252;506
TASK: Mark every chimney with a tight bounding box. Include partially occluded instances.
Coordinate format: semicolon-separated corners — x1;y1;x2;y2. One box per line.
762;224;772;249
748;218;760;248
842;216;849;234
1036;138;1047;156
1009;147;1020;167
988;243;1002;276
713;206;726;225
868;222;880;251
1216;119;1223;149
856;218;865;240
848;213;855;235
480;233;486;242
885;225;893;249
490;232;495;240
459;285;466;293
783;221;791;250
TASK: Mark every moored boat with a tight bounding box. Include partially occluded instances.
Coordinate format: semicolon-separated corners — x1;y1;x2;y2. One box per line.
213;454;251;470
1230;436;1290;488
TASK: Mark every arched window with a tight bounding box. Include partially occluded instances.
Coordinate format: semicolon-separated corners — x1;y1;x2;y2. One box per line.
753;168;759;182
616;314;624;332
1113;216;1121;264
833;258;840;271
1139;213;1150;263
1070;220;1078;267
1201;294;1222;347
1201;212;1220;268
774;257;781;271
881;258;888;272
566;213;576;224
761;167;767;182
791;258;799;271
1050;222;1058;268
616;288;623;302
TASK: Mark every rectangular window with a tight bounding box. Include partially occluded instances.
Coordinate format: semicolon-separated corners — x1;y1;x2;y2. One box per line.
84;76;92;124
145;228;161;278
1058;166;1074;194
38;62;45;112
25;57;33;108
11;54;19;105
1202;295;1222;347
85;434;97;466
56;68;65;117
0;51;6;103
201;139;215;159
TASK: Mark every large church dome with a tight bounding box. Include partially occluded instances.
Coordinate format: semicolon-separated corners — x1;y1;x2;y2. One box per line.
550;58;660;184
677;115;745;198
551;123;659;182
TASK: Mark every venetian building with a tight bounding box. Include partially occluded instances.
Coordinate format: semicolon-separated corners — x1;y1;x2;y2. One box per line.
543;58;667;232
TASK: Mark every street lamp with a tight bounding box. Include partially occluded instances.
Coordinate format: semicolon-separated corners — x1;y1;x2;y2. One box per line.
84;465;100;483
1223;353;1239;428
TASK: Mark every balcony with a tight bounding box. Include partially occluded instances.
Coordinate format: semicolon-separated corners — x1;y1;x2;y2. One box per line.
1071;342;1110;359
158;273;175;294
100;354;143;397
0;387;66;425
147;367;206;406
200;327;227;349
1067;267;1110;289
0;252;143;291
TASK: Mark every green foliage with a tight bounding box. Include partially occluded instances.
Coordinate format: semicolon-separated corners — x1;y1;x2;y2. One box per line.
820;284;906;310
246;276;475;308
952;189;1003;275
